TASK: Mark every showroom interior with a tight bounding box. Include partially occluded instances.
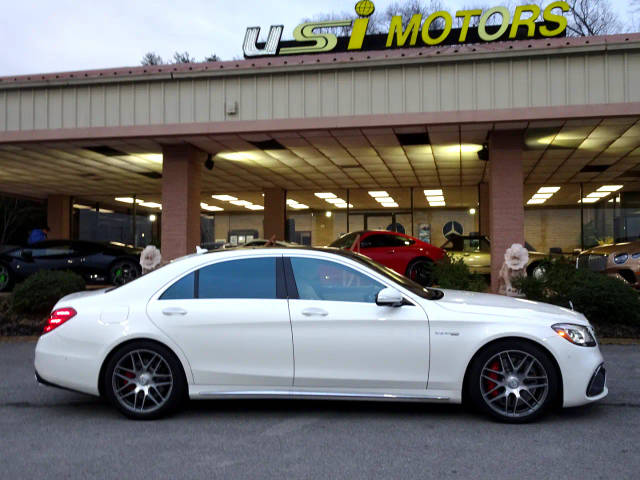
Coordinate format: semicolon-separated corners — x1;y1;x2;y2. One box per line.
2;32;640;289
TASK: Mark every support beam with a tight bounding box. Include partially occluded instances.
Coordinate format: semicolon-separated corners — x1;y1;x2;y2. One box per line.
161;144;204;260
489;131;525;293
263;188;286;241
478;183;490;236
47;195;71;240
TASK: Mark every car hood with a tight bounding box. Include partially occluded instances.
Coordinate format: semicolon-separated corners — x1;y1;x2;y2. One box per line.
582;241;640;255
431;289;588;325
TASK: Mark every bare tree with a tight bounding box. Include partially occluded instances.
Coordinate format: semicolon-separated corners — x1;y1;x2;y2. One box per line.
565;0;623;36
299;12;357;36
172;51;195;64
140;52;163;66
204;53;221;62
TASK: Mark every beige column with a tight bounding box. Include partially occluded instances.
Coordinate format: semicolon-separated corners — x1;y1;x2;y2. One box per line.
47;195;71;240
489;131;525;293
478;183;490;236
161;144;204;260
263;188;287;241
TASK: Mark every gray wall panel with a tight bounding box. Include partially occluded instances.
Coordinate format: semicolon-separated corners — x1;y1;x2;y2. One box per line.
2;47;640;135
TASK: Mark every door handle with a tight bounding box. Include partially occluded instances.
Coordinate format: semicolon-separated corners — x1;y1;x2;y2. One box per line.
387;250;395;254
162;307;188;316
302;308;328;317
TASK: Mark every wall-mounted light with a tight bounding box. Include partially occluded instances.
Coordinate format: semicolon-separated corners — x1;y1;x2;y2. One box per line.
326;211;332;218
469;208;476;215
149;214;157;222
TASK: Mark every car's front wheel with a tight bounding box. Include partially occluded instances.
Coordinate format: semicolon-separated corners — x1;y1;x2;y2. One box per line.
467;340;559;423
0;263;13;292
103;341;187;420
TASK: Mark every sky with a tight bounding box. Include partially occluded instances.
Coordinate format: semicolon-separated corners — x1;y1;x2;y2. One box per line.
0;0;636;76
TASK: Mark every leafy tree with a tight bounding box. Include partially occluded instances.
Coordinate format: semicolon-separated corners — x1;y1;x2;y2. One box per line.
172;51;195;64
140;52;163;66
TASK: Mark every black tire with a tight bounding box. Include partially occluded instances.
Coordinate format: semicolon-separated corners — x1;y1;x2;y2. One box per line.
0;262;14;292
109;259;141;286
467;339;559;423
103;341;187;420
405;258;434;286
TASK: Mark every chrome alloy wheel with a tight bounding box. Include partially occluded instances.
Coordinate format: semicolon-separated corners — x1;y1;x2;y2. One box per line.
479;350;549;418
111;349;174;414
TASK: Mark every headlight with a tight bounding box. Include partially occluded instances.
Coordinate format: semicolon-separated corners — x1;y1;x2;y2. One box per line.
614;253;629;264
552;323;597;347
632;252;640;259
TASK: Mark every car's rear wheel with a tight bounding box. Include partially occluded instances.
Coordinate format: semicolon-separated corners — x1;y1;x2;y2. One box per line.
0;263;13;292
468;340;559;423
109;260;140;286
103;341;186;420
405;258;434;286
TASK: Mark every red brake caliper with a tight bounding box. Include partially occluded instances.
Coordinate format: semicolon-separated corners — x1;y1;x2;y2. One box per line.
486;361;500;397
124;371;136;393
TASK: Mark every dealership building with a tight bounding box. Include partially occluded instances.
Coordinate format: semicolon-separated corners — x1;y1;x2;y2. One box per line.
2;11;640;289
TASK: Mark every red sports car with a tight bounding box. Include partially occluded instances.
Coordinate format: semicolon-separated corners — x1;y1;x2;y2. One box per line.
329;230;446;285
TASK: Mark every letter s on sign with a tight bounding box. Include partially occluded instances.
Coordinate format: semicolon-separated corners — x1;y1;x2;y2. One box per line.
540;1;570;37
280;21;352;55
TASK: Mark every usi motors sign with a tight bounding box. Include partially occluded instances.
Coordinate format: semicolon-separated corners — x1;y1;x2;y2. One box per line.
243;1;569;58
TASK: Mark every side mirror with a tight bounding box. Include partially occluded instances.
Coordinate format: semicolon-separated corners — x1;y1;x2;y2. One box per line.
376;287;404;307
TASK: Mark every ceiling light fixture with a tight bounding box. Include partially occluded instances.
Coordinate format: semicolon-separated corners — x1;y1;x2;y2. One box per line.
538;186;561;194
597;185;623;192
211;195;238;202
245;204;265;211
140;202;162;209
115;197;144;204
200;203;224;212
368;191;389;198
230;200;253;206
424;189;443;196
315;192;337;199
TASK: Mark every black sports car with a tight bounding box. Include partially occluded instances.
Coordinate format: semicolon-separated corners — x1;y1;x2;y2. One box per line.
0;240;142;292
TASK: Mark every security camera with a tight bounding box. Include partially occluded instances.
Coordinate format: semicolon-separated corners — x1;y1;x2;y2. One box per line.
204;154;214;170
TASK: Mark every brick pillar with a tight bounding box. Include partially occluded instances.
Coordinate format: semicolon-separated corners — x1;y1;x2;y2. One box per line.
479;183;490;236
161;144;204;260
263;188;286;241
489;131;525;293
47;195;71;240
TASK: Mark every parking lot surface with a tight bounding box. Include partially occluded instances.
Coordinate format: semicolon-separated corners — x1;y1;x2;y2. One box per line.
1;341;638;480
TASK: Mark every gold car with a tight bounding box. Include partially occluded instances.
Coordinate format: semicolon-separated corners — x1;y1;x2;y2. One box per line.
441;235;550;277
577;240;640;287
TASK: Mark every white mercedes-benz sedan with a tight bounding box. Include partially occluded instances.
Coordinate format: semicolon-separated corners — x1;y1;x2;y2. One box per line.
34;247;607;422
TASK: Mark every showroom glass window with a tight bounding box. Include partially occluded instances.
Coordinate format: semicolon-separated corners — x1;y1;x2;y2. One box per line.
289;257;384;303
199;258;276;299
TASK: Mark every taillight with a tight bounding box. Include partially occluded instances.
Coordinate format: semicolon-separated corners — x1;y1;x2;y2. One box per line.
43;307;77;334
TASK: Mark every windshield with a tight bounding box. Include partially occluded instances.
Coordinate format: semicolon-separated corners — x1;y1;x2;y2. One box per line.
329;232;361;249
329;248;443;300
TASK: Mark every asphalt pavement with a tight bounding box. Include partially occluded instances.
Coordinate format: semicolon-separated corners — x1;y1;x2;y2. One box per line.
1;340;638;480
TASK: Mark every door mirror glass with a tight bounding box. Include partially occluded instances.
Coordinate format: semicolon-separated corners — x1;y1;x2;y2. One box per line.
376;287;404;307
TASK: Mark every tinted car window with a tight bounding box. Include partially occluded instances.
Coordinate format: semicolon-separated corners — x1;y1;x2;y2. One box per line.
360;234;413;248
290;257;385;303
198;258;276;299
329;232;360;249
160;272;196;300
28;245;76;258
